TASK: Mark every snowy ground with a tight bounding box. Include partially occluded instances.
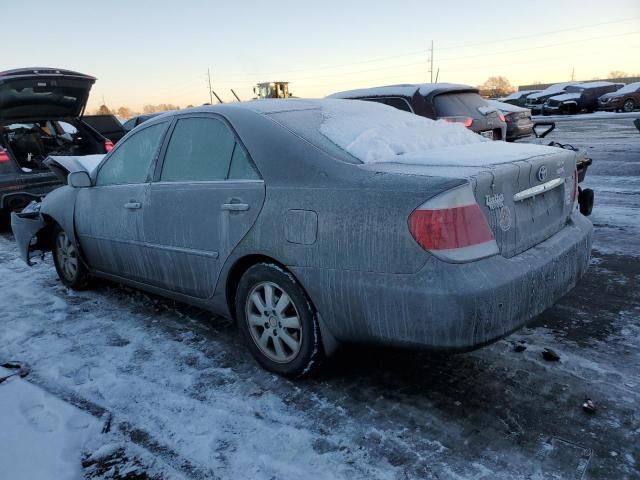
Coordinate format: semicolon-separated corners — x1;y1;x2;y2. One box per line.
0;115;639;480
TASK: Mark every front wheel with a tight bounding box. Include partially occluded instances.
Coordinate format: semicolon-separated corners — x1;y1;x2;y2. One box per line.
236;263;324;377
52;225;90;289
623;99;635;113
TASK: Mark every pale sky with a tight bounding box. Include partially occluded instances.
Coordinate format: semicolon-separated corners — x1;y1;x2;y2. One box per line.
2;0;639;111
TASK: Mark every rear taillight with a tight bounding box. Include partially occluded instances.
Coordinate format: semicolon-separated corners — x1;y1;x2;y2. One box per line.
0;147;9;163
441;116;473;128
104;139;114;152
498;113;506;123
408;184;499;262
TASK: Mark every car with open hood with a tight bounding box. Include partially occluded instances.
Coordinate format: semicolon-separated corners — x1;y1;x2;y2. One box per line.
543;81;624;115
328;83;507;141
598;82;640;113
0;68;113;223
11;99;592;377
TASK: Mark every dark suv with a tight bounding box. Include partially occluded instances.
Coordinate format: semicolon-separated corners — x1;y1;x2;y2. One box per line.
0;68;111;224
543;81;624;115
328;83;507;141
598;82;640;113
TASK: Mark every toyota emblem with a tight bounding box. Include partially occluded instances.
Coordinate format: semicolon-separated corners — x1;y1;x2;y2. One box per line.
537;165;548;182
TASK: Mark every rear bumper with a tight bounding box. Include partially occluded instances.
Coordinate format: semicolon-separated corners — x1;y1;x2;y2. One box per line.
293;213;592;349
10;207;47;265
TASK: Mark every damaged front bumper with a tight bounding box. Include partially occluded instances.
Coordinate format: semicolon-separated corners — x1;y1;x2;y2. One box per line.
293;213;593;350
10;202;48;265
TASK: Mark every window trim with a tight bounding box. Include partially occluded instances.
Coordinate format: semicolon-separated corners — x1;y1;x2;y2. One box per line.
152;112;262;183
94;120;169;187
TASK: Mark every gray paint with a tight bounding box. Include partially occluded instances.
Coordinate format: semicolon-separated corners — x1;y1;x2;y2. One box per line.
11;99;593;353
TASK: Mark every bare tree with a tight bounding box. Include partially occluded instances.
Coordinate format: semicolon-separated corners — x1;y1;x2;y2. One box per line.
116;106;132;118
96;104;111;115
478;76;515;98
608;70;628;79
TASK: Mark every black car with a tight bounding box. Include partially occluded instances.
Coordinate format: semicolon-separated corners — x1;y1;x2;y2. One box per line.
328;83;507;141
543;81;624;115
524;83;580;115
0;68;111;224
81;114;127;143
122;112;173;132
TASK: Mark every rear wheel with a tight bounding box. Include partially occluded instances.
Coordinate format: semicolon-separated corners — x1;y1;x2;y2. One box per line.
236;263;324;377
623;99;635;113
52;225;90;289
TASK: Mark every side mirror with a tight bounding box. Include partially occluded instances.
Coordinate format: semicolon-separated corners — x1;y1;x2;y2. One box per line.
68;171;92;188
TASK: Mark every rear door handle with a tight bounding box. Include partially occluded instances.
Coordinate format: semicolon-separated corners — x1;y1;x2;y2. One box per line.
221;203;249;211
124;202;142;210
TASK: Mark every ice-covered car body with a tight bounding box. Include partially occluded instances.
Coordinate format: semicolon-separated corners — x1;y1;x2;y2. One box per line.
524;83;581;115
11;99;592;366
328;83;508;141
0;68;112;220
487;100;534;141
598;82;640;112
543;81;624;115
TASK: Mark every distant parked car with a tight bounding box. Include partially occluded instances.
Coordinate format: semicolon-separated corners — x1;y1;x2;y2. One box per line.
499;90;542;108
81;114;127;143
122;112;167;133
543;81;624;115
11;99;592;377
0;67;112;224
328;83;507;141
525;83;581;115
598;82;640;113
487;100;534;141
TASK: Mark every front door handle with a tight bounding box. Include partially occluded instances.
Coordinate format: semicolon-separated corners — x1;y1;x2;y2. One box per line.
221;203;249;211
124;202;142;210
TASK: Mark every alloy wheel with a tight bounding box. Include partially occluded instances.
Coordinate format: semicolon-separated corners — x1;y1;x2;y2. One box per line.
55;231;78;281
623;99;635;113
245;281;302;363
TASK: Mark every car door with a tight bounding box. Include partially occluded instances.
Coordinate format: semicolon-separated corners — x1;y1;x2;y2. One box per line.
74;121;168;280
141;114;265;298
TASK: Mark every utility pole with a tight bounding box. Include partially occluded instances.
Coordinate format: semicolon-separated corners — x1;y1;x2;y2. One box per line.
207;68;213;104
570;67;575;82
428;40;434;83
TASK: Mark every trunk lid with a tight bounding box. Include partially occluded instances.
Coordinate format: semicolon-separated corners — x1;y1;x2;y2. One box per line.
0;68;96;122
359;142;577;258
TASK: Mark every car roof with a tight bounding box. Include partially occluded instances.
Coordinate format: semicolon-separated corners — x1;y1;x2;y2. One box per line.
327;83;478;99
571;81;623;89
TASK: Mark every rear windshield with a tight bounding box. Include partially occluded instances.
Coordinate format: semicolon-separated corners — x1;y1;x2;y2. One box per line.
432;92;489;119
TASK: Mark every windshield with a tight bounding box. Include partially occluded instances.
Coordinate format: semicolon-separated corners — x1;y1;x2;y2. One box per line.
432;92;490;119
615;82;640;94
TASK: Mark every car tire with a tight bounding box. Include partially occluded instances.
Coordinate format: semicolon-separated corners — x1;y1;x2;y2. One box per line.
236;263;324;378
623;99;635;113
52;225;90;289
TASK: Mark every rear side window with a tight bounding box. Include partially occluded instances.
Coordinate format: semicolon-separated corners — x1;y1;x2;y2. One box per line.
228;143;260;180
160;117;235;182
433;92;489;119
97;123;166;186
384;97;413;112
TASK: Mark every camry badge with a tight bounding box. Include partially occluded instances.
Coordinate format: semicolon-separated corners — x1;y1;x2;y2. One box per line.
537;165;548;182
485;193;505;211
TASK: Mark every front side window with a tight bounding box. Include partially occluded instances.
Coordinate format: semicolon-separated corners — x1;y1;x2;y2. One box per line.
160;117;235;182
97;122;166;186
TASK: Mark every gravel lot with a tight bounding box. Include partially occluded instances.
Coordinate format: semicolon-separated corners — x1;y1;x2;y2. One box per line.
1;115;639;480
